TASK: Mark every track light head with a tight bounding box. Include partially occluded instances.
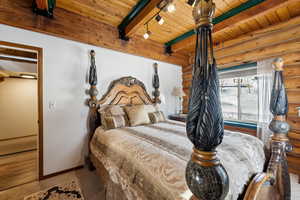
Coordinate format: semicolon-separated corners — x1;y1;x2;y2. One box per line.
166;3;176;13
143;31;151;39
155;15;164;25
158;0;176;13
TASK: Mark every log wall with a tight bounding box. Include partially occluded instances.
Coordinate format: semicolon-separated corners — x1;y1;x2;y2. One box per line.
182;16;300;177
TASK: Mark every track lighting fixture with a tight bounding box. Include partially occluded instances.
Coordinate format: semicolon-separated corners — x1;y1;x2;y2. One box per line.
143;31;151;39
158;0;176;13
155;15;164;25
142;0;177;40
143;24;151;39
166;2;176;13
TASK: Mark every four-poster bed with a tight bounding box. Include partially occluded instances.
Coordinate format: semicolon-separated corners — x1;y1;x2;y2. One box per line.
86;0;292;199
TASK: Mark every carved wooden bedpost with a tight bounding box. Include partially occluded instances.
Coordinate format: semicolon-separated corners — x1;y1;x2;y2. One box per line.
267;58;292;199
88;50;98;108
186;0;229;199
152;62;161;104
87;50;99;170
244;58;292;200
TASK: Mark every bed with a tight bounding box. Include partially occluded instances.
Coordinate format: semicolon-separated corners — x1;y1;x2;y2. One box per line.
86;73;267;199
90;119;265;200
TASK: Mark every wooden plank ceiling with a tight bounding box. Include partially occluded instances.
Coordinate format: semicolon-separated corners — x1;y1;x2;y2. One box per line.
55;0;300;58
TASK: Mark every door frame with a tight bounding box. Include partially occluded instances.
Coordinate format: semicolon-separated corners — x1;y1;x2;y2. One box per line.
0;40;44;180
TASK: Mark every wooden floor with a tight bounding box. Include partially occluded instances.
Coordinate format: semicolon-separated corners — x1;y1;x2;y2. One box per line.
0;135;38;191
0;167;104;200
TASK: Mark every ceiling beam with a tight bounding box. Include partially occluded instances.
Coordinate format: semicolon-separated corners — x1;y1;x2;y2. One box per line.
169;0;294;53
32;0;55;18
0;56;37;64
0;47;37;59
118;0;161;40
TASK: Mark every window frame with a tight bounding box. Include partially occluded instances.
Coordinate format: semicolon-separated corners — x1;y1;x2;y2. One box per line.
218;62;258;128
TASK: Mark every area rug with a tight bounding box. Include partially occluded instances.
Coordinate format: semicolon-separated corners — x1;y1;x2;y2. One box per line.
24;180;84;200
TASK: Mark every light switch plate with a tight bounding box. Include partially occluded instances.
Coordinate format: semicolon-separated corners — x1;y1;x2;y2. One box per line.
49;101;56;110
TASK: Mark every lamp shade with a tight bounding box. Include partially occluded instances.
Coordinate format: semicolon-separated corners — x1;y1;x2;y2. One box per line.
171;87;186;97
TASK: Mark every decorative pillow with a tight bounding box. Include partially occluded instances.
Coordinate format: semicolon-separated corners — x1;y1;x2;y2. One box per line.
143;104;157;114
104;115;127;129
98;105;128;129
124;105;151;126
109;105;126;116
149;111;166;123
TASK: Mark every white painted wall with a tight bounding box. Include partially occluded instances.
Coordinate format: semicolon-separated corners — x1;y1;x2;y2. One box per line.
0;24;182;175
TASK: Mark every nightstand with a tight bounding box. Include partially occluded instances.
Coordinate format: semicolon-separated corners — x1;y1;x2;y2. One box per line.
168;114;187;122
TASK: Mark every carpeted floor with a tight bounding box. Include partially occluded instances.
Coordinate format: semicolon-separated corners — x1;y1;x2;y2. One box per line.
0;166;299;200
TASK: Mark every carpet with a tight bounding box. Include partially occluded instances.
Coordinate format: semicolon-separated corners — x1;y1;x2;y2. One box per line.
24;180;84;200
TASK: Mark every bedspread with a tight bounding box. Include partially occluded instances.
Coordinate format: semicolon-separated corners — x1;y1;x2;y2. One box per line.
90;120;265;200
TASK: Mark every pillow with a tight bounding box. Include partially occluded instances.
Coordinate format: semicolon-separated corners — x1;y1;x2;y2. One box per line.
143;104;157;114
124;105;151;126
149;111;166;123
104;115;127;129
98;105;128;129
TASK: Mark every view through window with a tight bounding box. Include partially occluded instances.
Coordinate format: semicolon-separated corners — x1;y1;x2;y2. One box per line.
219;69;258;123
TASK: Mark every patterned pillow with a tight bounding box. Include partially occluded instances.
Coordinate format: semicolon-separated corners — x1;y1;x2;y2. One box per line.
99;105;128;129
124;105;151;126
104;115;127;129
149;111;166;123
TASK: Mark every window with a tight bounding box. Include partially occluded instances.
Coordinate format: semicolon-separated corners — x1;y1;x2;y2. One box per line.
219;66;258;123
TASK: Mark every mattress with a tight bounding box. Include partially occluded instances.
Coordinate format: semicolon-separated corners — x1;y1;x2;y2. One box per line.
90;120;265;200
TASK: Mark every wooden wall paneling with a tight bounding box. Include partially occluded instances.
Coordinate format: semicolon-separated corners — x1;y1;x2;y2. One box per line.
284;64;300;76
0;56;37;64
214;16;300;52
0;0;188;66
285;76;300;89
287;90;300;104
288;103;300;116
0;135;37;156
214;25;300;59
288;115;300;132
216;39;300;66
0;47;37;59
0;151;38;190
224;125;256;137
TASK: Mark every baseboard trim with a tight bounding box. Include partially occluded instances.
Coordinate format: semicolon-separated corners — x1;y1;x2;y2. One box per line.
40;165;84;180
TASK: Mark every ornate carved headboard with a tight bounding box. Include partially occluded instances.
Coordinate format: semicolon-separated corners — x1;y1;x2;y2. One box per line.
97;76;155;106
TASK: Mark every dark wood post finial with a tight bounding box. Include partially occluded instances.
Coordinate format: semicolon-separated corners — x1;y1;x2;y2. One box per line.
88;50;98;108
152;62;161;104
186;0;229;199
265;58;292;199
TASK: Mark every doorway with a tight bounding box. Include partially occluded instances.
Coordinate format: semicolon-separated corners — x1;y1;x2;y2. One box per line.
0;41;43;190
